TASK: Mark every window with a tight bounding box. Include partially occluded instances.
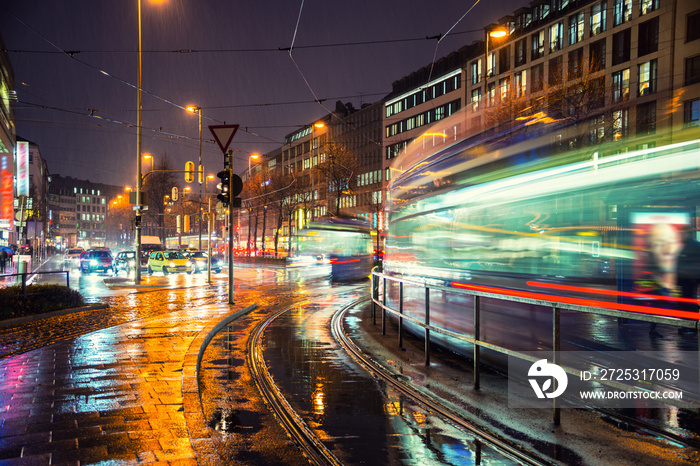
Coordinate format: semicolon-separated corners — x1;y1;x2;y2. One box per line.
689;11;700;42
636;101;656;135
549;22;564;52
637;60;657;96
591;1;607;36
471;88;482;111
613;0;632;27
684;99;700;127
640;0;659;16
470;60;482;84
515;38;527;67
612;29;631;65
613;108;629;140
686;55;700;86
532;64;544;92
568;48;583;79
549;56;563;86
487;82;496;106
499;46;510;73
499;77;510;100
589;39;606;71
515;70;527;97
532;30;545;60
612;69;630;103
569;12;584;45
638;17;659;57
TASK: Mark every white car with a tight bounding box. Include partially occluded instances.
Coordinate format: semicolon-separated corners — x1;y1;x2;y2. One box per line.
63;248;84;268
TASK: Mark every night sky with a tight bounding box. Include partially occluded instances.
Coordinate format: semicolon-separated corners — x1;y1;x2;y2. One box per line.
1;0;525;187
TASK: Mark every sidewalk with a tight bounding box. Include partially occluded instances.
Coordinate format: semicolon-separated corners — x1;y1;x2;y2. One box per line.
0;300;249;465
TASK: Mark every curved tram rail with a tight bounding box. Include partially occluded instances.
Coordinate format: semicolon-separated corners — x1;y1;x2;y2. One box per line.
246;305;343;466
246;298;549;465
331;298;550;466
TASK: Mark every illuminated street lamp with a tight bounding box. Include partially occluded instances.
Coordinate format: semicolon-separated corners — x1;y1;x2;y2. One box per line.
310;121;324;222
187;105;203;250
484;25;509;106
143;153;154;173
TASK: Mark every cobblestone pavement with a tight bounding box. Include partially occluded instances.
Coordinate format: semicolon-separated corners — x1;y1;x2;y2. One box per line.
0;267;341;465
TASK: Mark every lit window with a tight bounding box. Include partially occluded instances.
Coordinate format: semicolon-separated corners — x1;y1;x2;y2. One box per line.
637;60;657;96
613;0;632;27
569;12;584;45
612;69;630;102
684;99;700;128
549;22;563;52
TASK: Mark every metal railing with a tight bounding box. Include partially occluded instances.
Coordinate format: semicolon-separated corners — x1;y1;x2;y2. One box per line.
1;270;70;300
370;270;699;424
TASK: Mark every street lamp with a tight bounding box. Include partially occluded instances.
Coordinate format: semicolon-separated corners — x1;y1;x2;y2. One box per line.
484;25;509;107
143;153;154;173
187;105;203;251
246;153;260;257
310;122;324;223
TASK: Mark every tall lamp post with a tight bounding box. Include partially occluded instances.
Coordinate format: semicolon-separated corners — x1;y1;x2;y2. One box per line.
247;153;259;257
187;106;203;251
483;25;508;107
310;122;324;223
135;0;144;284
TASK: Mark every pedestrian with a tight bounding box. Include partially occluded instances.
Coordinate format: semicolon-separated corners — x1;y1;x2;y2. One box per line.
0;250;6;273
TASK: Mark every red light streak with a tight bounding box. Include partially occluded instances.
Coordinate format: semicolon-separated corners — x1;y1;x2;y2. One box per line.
330;258;361;264
450;282;700;321
526;281;700;304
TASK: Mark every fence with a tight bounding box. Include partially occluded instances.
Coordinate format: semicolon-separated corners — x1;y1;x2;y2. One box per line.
370;270;699;424
1;270;70;301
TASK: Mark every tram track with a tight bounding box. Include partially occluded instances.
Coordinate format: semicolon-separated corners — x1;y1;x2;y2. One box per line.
246;304;343;466
331;297;551;466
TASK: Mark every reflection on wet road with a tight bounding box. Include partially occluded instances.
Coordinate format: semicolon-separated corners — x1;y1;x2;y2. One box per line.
200;286;516;465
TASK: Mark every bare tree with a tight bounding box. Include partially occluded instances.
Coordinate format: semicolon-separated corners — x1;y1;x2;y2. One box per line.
314;141;358;217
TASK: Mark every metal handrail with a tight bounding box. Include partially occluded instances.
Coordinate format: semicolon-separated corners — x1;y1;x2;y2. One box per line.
370;269;699;424
1;270;70;299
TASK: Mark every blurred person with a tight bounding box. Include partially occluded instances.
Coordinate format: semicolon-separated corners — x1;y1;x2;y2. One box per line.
0;249;6;273
634;223;683;336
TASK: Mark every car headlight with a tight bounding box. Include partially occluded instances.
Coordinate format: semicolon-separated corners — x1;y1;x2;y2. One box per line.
90;259;98;266
169;261;176;268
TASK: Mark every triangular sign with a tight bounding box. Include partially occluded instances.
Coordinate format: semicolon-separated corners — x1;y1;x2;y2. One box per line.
209;124;240;153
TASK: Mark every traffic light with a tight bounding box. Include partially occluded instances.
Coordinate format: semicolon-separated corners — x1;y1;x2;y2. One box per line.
217;169;231;206
185;161;195;183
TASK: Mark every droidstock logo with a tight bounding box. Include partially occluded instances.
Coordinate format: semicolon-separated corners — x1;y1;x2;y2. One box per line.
528;359;568;399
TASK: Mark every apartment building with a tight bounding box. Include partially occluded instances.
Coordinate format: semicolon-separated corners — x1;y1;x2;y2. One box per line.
465;0;700;142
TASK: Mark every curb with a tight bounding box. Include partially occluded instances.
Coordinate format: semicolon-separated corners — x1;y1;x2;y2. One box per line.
0;303;109;328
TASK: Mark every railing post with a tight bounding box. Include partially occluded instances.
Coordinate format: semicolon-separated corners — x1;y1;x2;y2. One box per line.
21;272;27;303
398;282;403;348
371;272;377;325
553;306;561;426
424;287;430;366
382;277;387;335
66;270;70;287
474;295;481;390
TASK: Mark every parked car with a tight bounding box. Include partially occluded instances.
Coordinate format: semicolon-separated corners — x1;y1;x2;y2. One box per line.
114;251;137;274
147;251;193;275
63;248;84;268
183;250;223;273
79;250;115;274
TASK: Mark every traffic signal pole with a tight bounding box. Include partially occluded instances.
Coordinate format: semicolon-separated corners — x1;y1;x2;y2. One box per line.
228;168;235;305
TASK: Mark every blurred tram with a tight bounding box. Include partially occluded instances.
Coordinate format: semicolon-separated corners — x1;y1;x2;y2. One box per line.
297;217;373;281
384;110;700;355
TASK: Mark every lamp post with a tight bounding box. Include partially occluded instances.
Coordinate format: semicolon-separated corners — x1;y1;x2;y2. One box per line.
484;26;508;108
311;122;324;223
247;153;260;256
135;0;144;284
187;105;203;251
143;153;154;173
